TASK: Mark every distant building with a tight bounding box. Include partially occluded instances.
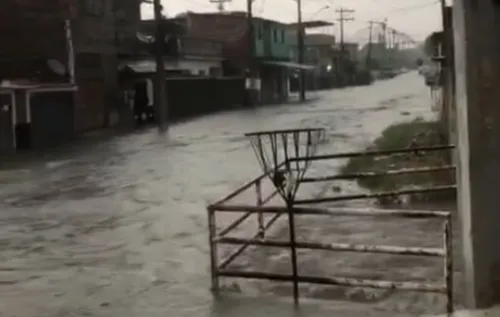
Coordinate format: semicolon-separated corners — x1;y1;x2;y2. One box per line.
337;42;359;63
288;33;337;89
167;12;318;104
130;18;225;77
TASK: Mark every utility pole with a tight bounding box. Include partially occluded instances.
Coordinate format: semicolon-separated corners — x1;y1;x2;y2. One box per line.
381;20;387;48
366;20;385;70
153;0;168;132
246;0;256;106
439;0;452;145
391;29;397;50
297;0;306;101
366;21;374;70
335;7;354;85
379;19;388;67
210;0;232;12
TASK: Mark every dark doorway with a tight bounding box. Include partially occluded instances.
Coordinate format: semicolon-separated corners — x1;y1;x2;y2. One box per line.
133;81;149;127
0;93;14;153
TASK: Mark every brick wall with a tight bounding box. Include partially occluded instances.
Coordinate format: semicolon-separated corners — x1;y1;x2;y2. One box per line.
0;0;68;59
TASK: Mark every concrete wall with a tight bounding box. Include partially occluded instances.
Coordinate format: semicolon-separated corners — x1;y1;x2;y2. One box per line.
176;59;223;76
453;0;500;309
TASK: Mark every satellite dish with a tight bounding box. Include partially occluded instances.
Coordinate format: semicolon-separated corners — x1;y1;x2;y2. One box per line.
47;59;67;76
136;32;154;44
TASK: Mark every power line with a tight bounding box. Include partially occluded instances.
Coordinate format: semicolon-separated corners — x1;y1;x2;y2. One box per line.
389;0;440;13
335;7;355;53
209;0;232;12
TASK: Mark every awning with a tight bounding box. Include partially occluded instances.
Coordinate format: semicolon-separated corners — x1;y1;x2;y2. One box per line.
118;59;177;73
260;60;316;71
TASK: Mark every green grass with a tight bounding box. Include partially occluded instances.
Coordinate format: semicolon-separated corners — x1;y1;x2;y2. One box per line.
341;119;454;196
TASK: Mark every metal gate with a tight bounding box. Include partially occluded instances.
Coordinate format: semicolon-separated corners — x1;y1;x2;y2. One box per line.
207;129;455;315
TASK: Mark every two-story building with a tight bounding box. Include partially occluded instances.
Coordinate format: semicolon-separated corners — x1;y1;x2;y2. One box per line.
168;11;315;104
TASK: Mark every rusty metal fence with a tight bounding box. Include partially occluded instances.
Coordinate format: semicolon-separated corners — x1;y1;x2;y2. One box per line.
207;144;456;314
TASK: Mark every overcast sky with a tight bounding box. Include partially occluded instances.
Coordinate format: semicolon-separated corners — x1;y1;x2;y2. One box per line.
142;0;445;42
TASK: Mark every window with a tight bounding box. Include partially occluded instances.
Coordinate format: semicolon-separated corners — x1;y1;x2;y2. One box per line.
281;30;285;43
257;26;263;40
273;29;278;42
85;0;104;16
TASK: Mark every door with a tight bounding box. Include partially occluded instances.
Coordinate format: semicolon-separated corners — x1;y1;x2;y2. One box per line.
0;93;14;154
30;91;75;150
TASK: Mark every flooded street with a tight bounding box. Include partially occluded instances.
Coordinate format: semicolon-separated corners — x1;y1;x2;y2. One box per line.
0;71;451;317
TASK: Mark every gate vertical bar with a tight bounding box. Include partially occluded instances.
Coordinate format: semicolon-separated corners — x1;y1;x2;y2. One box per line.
208;207;219;291
287;201;299;304
444;219;453;314
256;179;265;238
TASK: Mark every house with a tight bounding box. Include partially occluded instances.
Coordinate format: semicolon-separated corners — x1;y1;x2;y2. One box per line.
169;12;316;104
289;33;337;90
0;1;77;153
134;19;225;77
116;18;231;125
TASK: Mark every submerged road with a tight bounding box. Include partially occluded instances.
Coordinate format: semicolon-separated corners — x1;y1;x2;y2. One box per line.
0;72;450;317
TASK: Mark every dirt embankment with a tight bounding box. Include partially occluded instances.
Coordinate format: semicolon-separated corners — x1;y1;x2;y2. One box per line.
341;119;456;206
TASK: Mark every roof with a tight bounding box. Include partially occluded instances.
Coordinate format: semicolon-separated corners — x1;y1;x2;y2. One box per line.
119;57;223;74
175;11;290;25
0;80;76;91
119;60;173;73
286;20;334;29
260;60;316;70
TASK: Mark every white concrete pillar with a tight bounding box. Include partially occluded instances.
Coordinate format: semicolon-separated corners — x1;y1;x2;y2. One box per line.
453;0;500;309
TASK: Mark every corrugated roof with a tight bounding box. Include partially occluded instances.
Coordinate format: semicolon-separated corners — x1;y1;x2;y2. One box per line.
119;60;174;73
260;60;316;70
287;21;334;29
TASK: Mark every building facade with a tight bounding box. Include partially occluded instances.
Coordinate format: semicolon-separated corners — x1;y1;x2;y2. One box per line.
71;0;141;131
289;33;338;89
168;12;302;104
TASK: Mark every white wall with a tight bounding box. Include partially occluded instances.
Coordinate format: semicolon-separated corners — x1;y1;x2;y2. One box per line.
166;59;222;76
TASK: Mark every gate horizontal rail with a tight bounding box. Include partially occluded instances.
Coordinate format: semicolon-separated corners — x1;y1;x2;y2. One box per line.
218;212;283;270
217;270;447;293
218;189;279;237
209;205;451;219
216;236;445;256
290;144;454;162
207;144;455;314
294;185;456;205
301;165;455;183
